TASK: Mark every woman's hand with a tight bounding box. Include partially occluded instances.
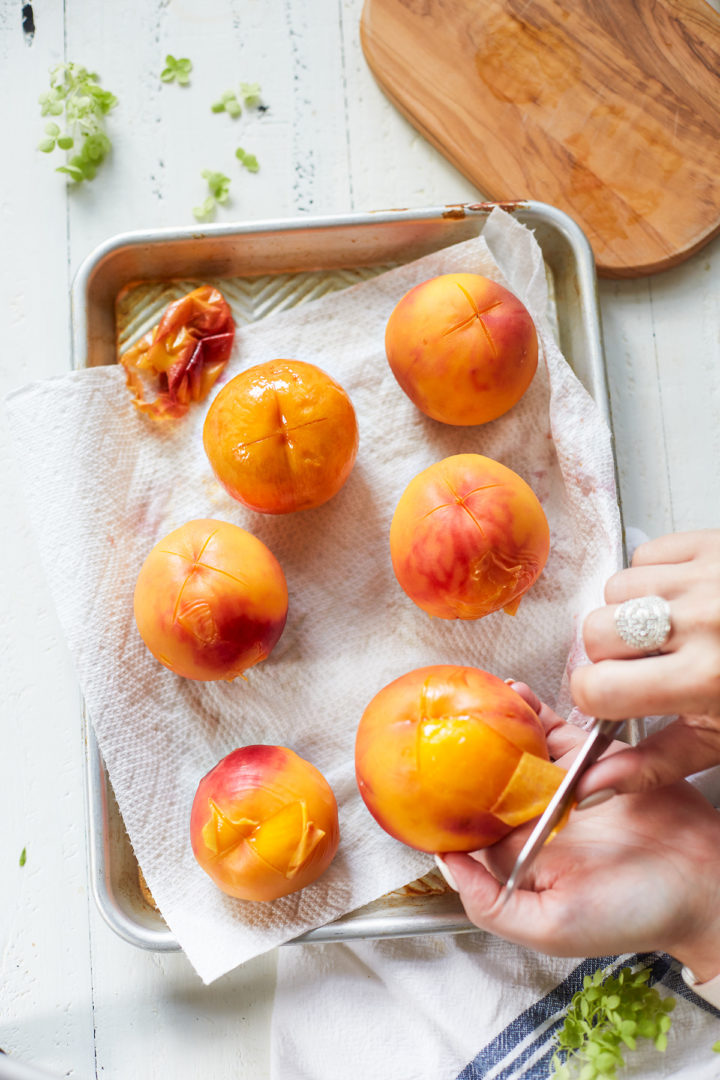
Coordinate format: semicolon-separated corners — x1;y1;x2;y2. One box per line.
571;529;720;799
438;684;720;982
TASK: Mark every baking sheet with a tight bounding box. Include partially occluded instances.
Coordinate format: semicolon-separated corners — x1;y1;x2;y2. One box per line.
73;201;621;951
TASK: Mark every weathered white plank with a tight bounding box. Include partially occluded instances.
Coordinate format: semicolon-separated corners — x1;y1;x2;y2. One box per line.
340;0;486;212
647;232;720;532
88;911;276;1079
0;0;95;1075
597;276;675;540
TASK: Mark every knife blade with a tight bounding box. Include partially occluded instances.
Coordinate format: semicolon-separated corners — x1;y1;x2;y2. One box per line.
502;717;623;904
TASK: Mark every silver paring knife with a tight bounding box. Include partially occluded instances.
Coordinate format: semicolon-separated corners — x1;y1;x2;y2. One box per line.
502;717;623;904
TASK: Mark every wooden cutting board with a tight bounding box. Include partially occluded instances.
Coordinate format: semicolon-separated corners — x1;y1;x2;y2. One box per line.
360;0;720;277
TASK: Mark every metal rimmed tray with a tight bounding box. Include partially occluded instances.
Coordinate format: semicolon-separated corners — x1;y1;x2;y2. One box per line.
73;201;625;952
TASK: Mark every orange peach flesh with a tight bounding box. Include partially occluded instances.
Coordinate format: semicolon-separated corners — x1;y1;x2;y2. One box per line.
190;745;340;901
203;359;359;514
385;273;538;426
390;454;549;620
133;518;288;681
355;665;565;853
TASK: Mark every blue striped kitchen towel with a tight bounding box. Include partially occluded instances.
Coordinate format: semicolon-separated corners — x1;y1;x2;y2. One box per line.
270;936;720;1080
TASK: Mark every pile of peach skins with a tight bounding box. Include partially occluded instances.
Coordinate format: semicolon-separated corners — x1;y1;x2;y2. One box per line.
128;272;565;903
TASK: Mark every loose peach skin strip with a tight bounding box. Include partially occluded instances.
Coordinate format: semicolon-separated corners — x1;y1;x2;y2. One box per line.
489;752;566;828
119;285;235;421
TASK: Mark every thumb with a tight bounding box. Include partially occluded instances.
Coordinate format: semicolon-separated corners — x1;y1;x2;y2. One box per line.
575;716;720;800
437;852;552;951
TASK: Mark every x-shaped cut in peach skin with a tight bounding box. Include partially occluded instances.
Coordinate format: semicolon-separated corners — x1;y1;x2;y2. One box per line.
441;281;503;358
229;383;330;483
417;479;505;541
203;359;359;513
201;797;326;879
133;518;288;680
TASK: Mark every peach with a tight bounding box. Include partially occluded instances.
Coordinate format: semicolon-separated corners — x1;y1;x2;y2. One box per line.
385;273;538;425
133;518;288;681
191;745;340;901
355;665;565;853
390;454;549;620
203;359;359;514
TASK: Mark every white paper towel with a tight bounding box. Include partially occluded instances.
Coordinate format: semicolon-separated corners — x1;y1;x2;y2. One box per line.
5;209;622;984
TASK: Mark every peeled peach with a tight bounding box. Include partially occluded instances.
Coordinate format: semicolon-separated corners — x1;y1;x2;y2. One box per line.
390;453;549;620
355;665;565;853
190;745;340;901
133;518;288;681
385;273;537;425
203;359;359;514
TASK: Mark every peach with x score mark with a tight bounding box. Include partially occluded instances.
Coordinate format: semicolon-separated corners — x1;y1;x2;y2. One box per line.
203;359;359;514
385;273;538;425
390;453;549;620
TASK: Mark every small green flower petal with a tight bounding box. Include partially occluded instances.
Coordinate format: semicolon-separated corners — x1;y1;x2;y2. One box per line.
240;81;261;105
56;164;85;182
236;148;259;172
193;195;217;221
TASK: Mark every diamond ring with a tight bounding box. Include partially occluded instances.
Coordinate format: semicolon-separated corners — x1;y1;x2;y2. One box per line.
614;595;672;652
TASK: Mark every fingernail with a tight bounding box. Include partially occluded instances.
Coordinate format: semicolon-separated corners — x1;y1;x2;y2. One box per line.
504;677;519;686
575;788;616;812
434;854;459;891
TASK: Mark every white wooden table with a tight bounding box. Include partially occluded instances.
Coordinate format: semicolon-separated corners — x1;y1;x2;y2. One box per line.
1;2;718;1076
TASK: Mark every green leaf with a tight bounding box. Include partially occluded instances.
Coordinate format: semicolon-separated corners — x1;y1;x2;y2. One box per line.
37;137;56;153
596;1050;621;1072
82;133;109;162
44;121;60;136
19;847;27;867
57;135;74;150
712;1040;720;1053
210;100;227;113
225;99;242;118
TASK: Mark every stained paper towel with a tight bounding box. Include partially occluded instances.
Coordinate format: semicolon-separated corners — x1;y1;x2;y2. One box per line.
6;209;621;984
